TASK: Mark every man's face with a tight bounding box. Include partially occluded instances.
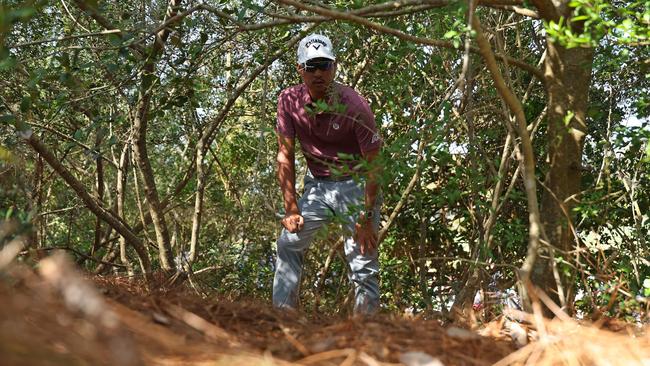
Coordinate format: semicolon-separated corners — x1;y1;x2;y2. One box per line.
297;57;336;99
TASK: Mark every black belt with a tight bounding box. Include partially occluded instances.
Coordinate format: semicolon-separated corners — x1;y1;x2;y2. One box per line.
313;174;353;182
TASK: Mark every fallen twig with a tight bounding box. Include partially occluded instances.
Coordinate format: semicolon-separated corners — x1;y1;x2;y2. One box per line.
164;302;237;344
281;326;311;357
297;348;355;364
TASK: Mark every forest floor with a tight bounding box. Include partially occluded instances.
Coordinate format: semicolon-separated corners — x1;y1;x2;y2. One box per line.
1;252;649;366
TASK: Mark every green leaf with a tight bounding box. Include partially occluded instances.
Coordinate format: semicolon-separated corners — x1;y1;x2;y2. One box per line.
9;8;36;21
572;15;590;21
0;54;17;71
0;146;15;163
20;96;31;112
107;135;117;146
15;119;31;134
58;52;70;68
85;0;98;9
443;30;458;39
0;114;16;124
142;73;158;89
107;63;119;73
563;110;575;126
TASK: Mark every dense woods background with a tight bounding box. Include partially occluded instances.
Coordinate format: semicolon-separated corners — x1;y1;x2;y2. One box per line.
1;0;648;324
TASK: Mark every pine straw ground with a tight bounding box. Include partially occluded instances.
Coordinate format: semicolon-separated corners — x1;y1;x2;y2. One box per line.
0;252;648;366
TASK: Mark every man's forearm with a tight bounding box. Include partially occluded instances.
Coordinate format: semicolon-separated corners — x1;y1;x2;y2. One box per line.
277;160;299;214
365;177;379;211
363;148;381;211
277;135;299;215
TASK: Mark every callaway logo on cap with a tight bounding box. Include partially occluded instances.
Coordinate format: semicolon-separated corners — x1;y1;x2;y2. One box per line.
297;34;336;65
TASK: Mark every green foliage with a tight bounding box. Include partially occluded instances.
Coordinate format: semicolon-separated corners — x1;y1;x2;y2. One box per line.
546;0;649;48
0;0;647;320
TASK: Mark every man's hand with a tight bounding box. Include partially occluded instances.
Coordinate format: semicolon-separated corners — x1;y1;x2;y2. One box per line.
282;213;304;233
354;218;378;255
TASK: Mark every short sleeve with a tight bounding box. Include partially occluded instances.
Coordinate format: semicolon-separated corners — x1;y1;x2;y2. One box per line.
276;90;295;138
352;98;382;153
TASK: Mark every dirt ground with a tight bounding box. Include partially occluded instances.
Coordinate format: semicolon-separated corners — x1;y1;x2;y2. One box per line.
0;253;648;366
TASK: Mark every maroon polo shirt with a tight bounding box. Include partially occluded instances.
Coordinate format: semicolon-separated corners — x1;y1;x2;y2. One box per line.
276;83;382;177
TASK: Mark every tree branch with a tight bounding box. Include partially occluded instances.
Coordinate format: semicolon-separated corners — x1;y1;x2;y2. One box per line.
483;4;539;18
378;80;461;243
22;131;151;276
132;0;183;270
33;246;127;268
7;29;121;49
70;0;144;56
27;121;118;169
277;0;544;81
529;0;560;20
471;15;544;286
200;27;315;147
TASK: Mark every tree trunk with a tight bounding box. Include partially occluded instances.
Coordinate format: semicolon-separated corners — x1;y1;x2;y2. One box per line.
131;0;183;271
133;100;174;270
92;132;104;258
25;134;152;277
534;42;594;314
117;144;135;276
33;154;44;248
471;15;545;313
188;138;206;266
450;45;483;323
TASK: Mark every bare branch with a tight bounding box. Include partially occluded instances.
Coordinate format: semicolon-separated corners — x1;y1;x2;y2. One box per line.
60;0;90;32
24;132;152;276
471;15;544;286
28;121;118;169
277;0;544;81
378;80;461;243
200;27;316;147
131;0;184;270
529;0;560;20
484;4;540;18
8;29;121;49
70;0;144;56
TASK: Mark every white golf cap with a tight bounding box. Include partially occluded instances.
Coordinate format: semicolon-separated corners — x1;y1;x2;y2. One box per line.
297;34;336;65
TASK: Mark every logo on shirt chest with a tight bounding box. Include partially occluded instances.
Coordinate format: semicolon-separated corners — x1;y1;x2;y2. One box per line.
310;115;348;140
324;114;351;136
304;102;348;137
